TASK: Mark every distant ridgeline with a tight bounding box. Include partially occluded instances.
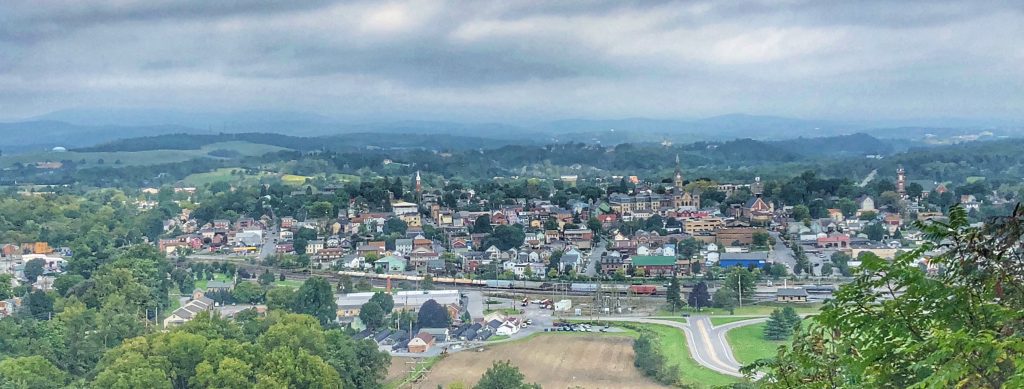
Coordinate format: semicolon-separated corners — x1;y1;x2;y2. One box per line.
0;131;1021;190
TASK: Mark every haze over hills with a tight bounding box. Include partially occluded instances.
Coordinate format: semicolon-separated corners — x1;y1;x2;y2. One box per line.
2;108;1021;154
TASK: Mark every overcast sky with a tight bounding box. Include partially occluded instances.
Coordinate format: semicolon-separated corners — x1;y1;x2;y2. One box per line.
1;0;1022;122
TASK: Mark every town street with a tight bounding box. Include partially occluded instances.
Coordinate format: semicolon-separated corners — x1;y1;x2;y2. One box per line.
584;238;605;277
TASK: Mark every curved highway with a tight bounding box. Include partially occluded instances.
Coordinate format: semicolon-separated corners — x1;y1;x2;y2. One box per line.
601;315;768;378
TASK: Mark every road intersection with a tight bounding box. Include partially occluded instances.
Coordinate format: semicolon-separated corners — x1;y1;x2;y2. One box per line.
600;315;768;378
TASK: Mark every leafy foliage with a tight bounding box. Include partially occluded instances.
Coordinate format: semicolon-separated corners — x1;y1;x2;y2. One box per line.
746;204;1024;387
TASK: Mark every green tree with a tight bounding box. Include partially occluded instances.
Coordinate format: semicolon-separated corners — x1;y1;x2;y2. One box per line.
746;204;1024;387
712;287;737;314
416;299;451;329
192;357;253;389
472;215;493;234
724;267;756;303
586;217;602;234
0;356;66;389
421;274;434;290
291;277;336;325
258;270;275;286
368;291;394;313
25;289;54;319
830;251;852;277
232;281;265;304
266;287;296;312
474;360;540;389
358;302;385;329
481;224;526;251
0;274;13;299
791;205;811;221
687;281;711;311
383;217;408;235
338;275;354;293
864;222;886;241
676;238;701;259
752;231;771;247
780;306;802;330
665;275;683;311
24;258;46;283
762;309;793;340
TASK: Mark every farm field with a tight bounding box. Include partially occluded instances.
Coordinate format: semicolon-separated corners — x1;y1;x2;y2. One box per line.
0;141;290;167
181;167;275;186
413;334;668;389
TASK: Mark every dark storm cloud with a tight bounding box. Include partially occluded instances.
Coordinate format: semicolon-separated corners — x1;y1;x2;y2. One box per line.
0;0;1021;121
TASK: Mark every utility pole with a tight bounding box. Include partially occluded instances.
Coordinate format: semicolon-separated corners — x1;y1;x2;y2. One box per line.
737;272;743;309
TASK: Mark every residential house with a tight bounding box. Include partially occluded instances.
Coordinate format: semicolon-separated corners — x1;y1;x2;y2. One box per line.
374;256;406;273
407;332;434;353
163;290;215;327
395;238;414;255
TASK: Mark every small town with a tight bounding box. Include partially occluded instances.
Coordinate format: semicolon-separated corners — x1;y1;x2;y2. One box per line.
0;1;1020;388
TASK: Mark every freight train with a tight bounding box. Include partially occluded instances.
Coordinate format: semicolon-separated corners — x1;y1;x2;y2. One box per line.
336;271;662;295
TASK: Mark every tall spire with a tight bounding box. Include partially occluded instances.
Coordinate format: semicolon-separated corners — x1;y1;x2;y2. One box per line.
673;154;684;189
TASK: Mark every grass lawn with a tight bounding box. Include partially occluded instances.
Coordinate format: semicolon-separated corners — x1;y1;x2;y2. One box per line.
710;316;762;326
630;323;742;387
658;303;822;317
182;167;275;187
726;322;802;365
281;174;311;186
488;335;510;342
272;279;304;289
195;272;232;291
483;308;521;316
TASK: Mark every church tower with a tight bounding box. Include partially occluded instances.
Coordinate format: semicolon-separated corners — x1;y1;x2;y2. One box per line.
673;154;684;189
896;167;906;197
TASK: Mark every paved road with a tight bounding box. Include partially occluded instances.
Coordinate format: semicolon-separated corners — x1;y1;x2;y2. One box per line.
584;239;605;277
599;315;766;378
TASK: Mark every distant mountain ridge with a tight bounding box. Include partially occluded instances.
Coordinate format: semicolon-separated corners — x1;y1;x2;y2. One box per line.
1;108;1018;154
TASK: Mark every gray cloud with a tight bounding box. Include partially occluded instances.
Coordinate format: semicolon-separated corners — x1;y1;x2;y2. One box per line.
0;0;1021;122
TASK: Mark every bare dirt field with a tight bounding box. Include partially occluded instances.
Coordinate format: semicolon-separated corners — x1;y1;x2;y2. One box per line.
387;356;415;383
411;334;668;389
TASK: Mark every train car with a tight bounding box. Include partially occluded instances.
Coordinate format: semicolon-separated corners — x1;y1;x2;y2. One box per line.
628;285;657;295
485;280;514;288
570;283;598;292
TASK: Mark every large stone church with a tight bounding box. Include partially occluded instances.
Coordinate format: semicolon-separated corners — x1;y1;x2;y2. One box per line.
670;154;701;210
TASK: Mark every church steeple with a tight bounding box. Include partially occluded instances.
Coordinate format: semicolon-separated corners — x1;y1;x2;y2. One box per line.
673;154;684;189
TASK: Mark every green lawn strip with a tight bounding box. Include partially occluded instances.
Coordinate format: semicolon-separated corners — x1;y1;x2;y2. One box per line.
195;272;232;291
594;322;739;387
710;316;764;326
658;303;822;317
725;323;801;366
483;308;521;316
272;279;304;289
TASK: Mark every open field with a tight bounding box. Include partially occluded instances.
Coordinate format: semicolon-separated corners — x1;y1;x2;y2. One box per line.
412;334;668;389
281;174;311;185
181;168;275;187
0;141;290;167
727;322;802;365
195;272;232;290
